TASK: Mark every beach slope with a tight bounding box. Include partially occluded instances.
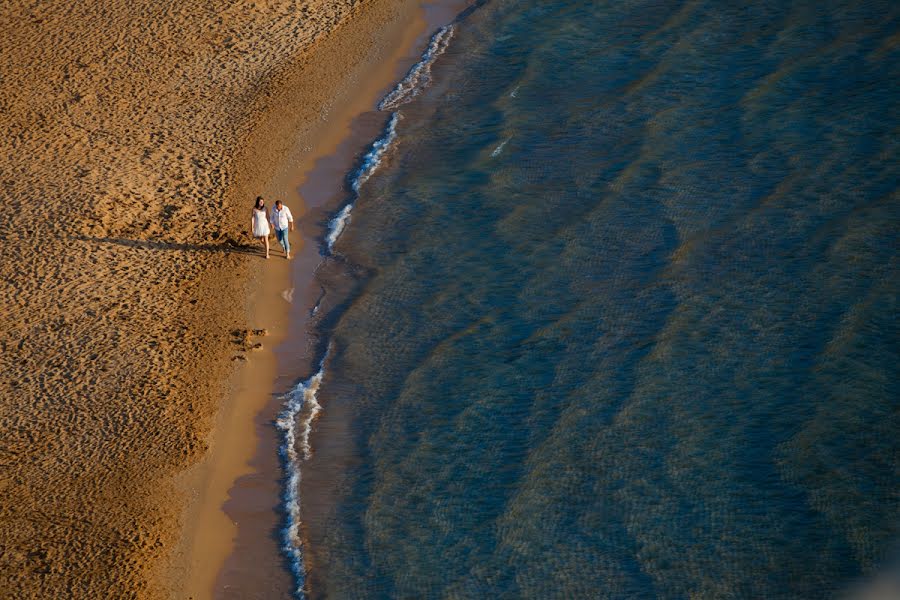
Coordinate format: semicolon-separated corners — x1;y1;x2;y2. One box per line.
0;0;416;596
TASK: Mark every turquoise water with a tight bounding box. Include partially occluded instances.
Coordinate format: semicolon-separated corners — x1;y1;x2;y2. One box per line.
299;1;899;597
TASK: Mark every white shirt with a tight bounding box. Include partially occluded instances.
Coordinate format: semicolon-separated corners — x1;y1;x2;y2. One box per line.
270;205;294;230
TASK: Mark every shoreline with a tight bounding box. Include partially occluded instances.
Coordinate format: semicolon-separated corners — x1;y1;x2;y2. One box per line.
172;1;473;598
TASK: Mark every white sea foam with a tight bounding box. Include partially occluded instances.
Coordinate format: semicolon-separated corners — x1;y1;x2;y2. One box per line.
378;25;455;111
325;203;352;254
275;352;328;599
325;112;400;253
352;112;399;194
491;137;511;157
325;24;455;254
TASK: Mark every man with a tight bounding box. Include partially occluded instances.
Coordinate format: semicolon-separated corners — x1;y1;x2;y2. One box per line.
269;199;295;259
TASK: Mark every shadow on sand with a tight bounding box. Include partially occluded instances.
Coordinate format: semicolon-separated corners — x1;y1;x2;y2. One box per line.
75;234;263;256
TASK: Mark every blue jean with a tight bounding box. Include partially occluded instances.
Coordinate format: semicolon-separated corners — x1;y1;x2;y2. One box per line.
275;228;290;254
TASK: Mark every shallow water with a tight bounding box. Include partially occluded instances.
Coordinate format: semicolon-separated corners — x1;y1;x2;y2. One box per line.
298;1;899;597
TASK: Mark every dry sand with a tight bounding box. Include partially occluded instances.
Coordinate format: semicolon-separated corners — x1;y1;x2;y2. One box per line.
0;0;425;597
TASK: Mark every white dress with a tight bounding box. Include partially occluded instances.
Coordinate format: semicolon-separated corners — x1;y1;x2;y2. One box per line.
252;208;270;237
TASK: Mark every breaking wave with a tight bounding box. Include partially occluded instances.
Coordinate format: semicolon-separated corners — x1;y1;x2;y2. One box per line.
325;112;400;254
378;25;455;111
275;351;328;599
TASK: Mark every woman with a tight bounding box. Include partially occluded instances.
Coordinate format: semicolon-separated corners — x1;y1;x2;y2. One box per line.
251;196;271;258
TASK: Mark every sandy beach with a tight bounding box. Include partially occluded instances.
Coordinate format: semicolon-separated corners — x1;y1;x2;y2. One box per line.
0;0;443;597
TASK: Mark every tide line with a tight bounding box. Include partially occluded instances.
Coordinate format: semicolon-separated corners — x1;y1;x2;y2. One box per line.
325;25;456;255
378;25;456;111
324;111;400;254
275;350;328;600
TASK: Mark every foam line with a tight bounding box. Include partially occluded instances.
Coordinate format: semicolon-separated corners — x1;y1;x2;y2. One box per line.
325;112;400;253
325;203;353;254
275;351;329;599
491;137;511;157
378;25;455;111
351;111;400;195
325;23;456;254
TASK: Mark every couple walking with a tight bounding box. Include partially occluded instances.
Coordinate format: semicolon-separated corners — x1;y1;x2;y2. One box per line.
251;196;294;259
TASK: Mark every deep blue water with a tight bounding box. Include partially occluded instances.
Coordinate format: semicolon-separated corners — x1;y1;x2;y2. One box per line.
297;1;900;597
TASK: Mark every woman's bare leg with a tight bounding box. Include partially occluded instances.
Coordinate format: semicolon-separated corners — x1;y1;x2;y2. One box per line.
264;235;270;259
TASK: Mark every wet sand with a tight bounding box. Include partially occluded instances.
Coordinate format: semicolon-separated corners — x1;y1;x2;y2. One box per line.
0;0;449;597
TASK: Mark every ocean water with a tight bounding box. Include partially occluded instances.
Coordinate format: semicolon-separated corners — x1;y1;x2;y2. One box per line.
288;1;900;597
